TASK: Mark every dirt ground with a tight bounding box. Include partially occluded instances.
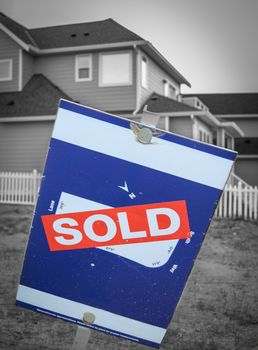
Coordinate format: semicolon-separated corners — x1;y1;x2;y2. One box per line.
0;204;258;350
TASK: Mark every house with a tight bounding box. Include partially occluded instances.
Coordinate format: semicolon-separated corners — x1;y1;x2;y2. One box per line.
0;12;243;175
185;94;258;186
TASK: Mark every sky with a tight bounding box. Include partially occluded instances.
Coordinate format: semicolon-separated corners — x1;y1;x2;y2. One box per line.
0;0;258;93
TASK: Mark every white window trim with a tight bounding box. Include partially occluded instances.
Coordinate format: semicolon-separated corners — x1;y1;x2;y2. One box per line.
0;58;13;81
75;54;92;82
98;51;133;87
163;79;179;99
141;56;148;89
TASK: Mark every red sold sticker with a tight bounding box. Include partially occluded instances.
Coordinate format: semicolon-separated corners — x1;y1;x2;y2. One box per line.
41;200;191;251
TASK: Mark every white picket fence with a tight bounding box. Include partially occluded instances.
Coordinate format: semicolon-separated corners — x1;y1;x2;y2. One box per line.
0;170;41;205
215;182;258;220
0;170;258;220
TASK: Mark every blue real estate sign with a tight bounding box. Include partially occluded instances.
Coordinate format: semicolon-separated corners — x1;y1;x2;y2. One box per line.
16;100;237;348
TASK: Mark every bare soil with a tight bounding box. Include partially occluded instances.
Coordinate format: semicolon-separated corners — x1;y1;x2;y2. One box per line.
0;204;258;350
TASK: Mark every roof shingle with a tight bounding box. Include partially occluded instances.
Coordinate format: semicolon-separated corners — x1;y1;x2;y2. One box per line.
29;18;143;49
0;13;143;50
0;74;72;117
139;93;198;114
184;93;258;115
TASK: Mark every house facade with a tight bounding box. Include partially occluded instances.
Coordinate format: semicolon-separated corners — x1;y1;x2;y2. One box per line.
185;94;258;186
0;12;243;176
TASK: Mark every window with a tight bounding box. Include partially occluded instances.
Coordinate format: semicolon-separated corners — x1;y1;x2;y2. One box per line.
75;54;92;81
198;126;212;144
0;59;12;81
164;80;179;99
141;56;148;89
99;51;132;86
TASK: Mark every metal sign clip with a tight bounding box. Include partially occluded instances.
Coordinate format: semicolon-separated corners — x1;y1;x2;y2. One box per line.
130;105;162;144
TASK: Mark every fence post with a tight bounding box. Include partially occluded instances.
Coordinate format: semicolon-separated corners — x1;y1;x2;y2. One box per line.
237;182;242;218
32;169;38;204
244;185;248;220
223;187;228;218
228;185;232;218
254;186;258;221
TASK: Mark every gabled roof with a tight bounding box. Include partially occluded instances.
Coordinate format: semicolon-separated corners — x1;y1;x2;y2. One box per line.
0;12;143;49
0;12;190;87
0;74;72;117
184;93;258;115
0;12;34;45
29;18;143;49
139;93;198;114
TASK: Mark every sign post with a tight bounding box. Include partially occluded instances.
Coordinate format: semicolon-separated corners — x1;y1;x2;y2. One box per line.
16;99;237;348
71;106;162;350
72;327;91;350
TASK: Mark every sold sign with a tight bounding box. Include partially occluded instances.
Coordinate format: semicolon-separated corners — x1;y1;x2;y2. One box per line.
41;200;190;251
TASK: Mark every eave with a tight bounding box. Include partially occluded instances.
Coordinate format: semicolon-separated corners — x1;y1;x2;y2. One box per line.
0;23;30;51
219;121;245;137
0;115;56;122
28;40;147;55
139;42;191;87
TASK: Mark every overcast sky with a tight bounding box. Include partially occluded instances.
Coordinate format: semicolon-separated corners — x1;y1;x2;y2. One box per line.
1;0;258;93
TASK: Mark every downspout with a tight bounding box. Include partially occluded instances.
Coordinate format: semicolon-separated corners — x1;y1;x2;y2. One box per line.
133;44;141;116
164;116;169;131
18;49;23;91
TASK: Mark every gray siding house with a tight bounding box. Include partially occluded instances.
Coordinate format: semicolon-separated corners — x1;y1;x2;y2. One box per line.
185;94;258;186
0;12;243;176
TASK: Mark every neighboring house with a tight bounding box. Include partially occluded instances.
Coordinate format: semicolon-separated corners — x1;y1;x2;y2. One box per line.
0;12;243;176
185;94;258;186
137;93;243;150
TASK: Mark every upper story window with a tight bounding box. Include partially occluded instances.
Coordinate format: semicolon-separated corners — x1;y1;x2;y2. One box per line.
99;51;132;87
141;56;148;89
164;79;179;100
0;59;12;81
75;54;92;81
